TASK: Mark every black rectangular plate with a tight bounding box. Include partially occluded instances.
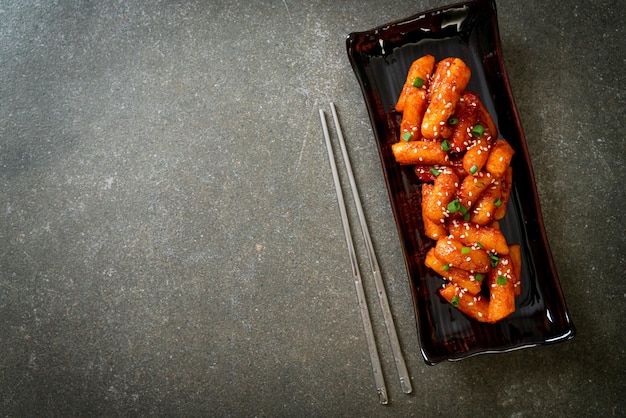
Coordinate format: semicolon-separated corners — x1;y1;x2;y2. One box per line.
346;0;575;364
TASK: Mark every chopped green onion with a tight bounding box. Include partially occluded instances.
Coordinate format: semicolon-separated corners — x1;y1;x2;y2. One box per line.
402;132;413;141
475;273;483;282
497;275;507;285
463;212;471;221
451;295;460;307
429;168;441;177
475;181;485;189
489;254;500;268
472;124;484;137
447;199;461;213
494;198;503;207
442;264;451;271
461;247;471;255
476;242;484;249
459;205;468;215
448;117;459;125
441;140;451;152
412;77;425;88
469;164;479;175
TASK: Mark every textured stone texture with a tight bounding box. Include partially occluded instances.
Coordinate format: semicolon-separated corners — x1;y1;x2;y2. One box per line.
1;0;624;416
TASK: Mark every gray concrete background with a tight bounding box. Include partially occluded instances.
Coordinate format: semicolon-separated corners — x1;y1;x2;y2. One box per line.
1;0;624;416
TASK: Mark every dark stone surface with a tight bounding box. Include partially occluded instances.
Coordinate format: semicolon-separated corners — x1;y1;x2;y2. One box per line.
1;1;623;416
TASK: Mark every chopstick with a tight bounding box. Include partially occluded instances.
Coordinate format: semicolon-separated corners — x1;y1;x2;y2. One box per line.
319;109;389;405
329;103;412;394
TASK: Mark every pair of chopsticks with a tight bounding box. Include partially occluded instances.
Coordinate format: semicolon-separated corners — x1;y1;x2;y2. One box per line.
319;103;412;405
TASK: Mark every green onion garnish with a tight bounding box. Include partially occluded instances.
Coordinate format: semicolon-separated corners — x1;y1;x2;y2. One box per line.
447;199;461;213
441;140;451;152
451;295;460;307
475;273;483;282
464;212;471;221
489;254;500;268
430;168;441;177
448;117;459;125
402;132;413;141
461;247;471;255
476;242;484;249
412;77;425;88
469;164;479;175
497;275;507;285
494;198;503;207
472;124;484;137
442;264;450;271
